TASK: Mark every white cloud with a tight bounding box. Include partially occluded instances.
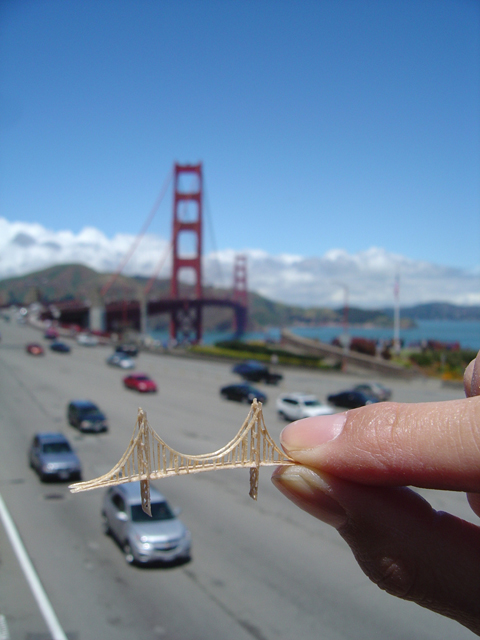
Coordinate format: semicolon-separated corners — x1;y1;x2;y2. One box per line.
0;217;479;308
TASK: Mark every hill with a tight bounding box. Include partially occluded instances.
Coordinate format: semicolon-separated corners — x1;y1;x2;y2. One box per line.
0;264;168;307
5;263;474;330
385;302;480;321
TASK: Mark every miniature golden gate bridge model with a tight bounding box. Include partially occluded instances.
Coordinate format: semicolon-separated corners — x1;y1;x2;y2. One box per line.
69;400;295;516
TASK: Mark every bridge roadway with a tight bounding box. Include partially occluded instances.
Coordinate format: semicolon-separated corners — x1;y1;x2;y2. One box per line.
48;297;248;335
0;320;475;640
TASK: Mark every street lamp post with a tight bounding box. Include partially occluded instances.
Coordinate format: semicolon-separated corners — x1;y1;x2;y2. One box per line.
334;283;350;372
393;274;401;355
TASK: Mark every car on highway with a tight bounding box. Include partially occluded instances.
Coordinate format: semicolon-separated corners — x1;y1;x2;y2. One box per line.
327;389;379;409
77;333;99;346
44;328;59;340
106;352;136;369
28;432;82;482
26;342;44;355
123;373;157;393
50;341;71;353
220;383;267;404
352;382;392;401
115;344;139;357
276;393;335;421
67;400;108;433
232;360;283;385
101;482;191;565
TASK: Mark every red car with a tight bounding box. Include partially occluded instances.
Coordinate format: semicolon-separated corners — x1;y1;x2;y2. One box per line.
123;373;157;393
26;343;44;356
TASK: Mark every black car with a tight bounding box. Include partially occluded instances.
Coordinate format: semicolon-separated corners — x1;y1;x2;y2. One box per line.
50;341;71;353
327;390;379;409
352;382;392;401
115;344;138;357
232;361;283;385
220;383;267;404
67;400;108;433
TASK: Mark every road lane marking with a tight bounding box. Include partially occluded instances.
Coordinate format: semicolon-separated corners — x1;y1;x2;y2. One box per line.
0;493;68;640
0;615;10;640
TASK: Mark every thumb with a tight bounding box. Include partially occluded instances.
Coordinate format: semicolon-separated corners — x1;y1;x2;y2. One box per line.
279;396;480;492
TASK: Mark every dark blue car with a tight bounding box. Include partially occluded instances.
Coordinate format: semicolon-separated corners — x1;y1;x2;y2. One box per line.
50;341;71;353
67;400;108;433
327;390;379;409
220;383;267;404
232;361;283;385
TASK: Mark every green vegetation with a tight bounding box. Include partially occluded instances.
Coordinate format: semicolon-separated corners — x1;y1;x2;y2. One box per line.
190;339;337;370
409;349;477;380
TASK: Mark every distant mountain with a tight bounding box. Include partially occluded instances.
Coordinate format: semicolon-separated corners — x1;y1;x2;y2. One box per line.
1;264;475;330
382;302;480;321
0;264;168;307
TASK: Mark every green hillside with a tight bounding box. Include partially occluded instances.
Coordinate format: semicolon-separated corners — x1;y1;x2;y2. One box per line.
0;263;414;330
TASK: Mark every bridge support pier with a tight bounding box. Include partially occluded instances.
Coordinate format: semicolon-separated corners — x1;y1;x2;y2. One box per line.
140;297;148;337
170;302;202;345
89;306;105;332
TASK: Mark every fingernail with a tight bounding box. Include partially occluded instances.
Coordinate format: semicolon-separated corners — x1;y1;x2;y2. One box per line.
280;413;347;452
272;466;347;529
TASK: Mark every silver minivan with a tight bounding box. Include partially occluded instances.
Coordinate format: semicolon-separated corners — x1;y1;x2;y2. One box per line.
101;482;191;565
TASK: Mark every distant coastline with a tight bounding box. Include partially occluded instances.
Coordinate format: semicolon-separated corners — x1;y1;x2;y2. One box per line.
288;319;479;351
1;264;479;349
149;319;480;352
288;318;417;330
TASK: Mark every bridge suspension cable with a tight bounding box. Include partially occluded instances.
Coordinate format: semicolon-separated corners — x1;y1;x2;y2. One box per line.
203;178;225;292
144;239;173;296
100;167;173;297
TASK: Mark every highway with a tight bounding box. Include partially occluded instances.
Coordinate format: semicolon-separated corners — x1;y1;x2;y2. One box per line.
0;319;476;640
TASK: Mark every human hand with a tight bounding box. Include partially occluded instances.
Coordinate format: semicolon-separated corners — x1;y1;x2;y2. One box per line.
272;350;480;635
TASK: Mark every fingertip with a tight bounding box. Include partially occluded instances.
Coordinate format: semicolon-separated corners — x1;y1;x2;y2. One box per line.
464;360;475;397
280;413;347;452
465;350;480;397
467;492;480;518
472;351;480;396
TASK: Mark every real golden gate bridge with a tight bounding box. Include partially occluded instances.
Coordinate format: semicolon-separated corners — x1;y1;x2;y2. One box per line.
46;163;249;343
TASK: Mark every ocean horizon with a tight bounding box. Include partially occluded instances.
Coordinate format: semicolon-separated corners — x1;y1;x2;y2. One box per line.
149;319;480;352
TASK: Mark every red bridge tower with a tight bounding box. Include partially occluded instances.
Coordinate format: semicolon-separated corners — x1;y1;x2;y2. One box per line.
170;163;203;343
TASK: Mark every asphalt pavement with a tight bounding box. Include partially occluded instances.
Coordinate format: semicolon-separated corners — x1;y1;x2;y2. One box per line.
0;319;475;640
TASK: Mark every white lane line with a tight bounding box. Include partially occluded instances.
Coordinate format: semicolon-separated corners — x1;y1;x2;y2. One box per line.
0;493;68;640
0;615;10;640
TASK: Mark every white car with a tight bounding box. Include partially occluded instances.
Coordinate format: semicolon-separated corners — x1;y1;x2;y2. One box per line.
77;333;99;346
106;353;136;369
276;393;335;421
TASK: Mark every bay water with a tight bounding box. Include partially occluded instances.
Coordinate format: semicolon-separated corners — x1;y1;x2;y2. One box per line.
149;319;480;351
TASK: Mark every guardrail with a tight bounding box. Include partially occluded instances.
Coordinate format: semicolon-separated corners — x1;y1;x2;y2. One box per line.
281;329;419;378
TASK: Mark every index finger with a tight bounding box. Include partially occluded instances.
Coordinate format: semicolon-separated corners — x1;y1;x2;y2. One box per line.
280;396;480;492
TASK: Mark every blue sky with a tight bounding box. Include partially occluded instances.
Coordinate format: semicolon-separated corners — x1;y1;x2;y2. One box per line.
0;0;479;305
